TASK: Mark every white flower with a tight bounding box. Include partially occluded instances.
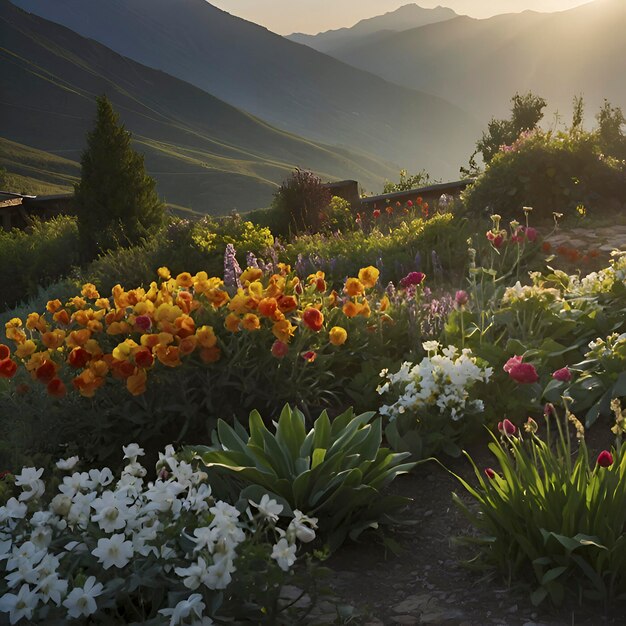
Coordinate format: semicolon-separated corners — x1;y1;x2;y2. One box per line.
14;468;45;502
175;557;209;590
159;594;208;626
0;498;27;523
122;443;145;461
86;468;114;489
287;510;318;543
422;340;440;353
62;576;103;619
55;456;79;471
91;534;134;569
271;538;297;571
50;494;72;517
204;554;235;590
0;583;39;624
35;573;67;606
249;494;283;522
90;490;133;533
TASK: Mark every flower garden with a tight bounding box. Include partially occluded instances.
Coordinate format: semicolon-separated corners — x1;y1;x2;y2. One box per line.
0;197;625;624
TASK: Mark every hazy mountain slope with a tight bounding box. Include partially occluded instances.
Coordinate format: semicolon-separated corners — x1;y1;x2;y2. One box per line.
0;1;398;214
10;0;479;179
329;0;626;123
288;4;457;54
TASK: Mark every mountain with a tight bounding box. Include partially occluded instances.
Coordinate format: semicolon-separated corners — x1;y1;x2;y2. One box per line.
9;0;480;180
325;0;626;123
0;0;400;214
288;4;458;55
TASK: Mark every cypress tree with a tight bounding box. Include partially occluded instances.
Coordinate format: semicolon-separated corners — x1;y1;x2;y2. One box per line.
75;95;164;257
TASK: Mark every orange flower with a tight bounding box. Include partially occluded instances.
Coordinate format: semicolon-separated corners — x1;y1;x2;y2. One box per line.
196;326;217;349
81;283;100;299
200;346;221;363
41;329;66;350
358;266;379;289
0;358;17;378
72;370;104;397
46;299;62;313
178;335;198;356
155;344;181;368
134;347;154;369
272;319;296;343
302;307;324;332
107;321;132;335
176;272;194;288
25;313;47;332
344;278;365;297
52;309;70;326
257;297;278;318
15;340;37;359
206;288;230;308
277;295;298;313
127;368;147;396
175;314;196;338
329;326;347;346
5;318;26;344
89;359;110;378
110;359;135;380
225;313;241;333
342;301;359;318
140;334;161;349
66;329;92;348
242;313;261;332
47;378;66;398
379;295;390;312
67;347;90;369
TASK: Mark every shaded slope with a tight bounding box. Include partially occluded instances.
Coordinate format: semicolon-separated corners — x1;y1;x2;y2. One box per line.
329;0;626;123
0;0;398;213
10;0;479;179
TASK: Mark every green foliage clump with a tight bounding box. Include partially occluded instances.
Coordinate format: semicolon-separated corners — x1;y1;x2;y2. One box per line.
190;405;415;551
451;404;626;607
462;129;626;221
75;95;164;257
272;169;331;235
83;215;273;293
0;216;80;311
383;168;431;193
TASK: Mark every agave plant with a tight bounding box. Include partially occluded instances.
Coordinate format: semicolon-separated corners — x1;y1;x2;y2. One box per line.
188;405;415;551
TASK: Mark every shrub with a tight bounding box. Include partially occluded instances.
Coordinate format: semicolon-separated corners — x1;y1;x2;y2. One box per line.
383;169;431;194
463;129;626;222
450;402;626;607
0;216;80;312
74;95;164;257
0;445;318;624
190;405;415;551
272;169;331;235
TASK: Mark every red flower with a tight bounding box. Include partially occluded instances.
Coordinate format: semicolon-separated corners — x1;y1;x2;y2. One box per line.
552;367;572;382
302;351;317;363
484;468;496;479
134;348;154;369
135;315;152;332
47;378;67;398
416;197;423;205
67;347;90;369
400;272;426;288
525;227;538;242
497;419;517;436
35;360;57;384
504;356;539;384
487;230;506;249
0;344;10;361
406;200;413;208
302;307;324;332
0;358;17;379
271;340;289;359
373;209;381;219
542;241;552;253
597;450;614;468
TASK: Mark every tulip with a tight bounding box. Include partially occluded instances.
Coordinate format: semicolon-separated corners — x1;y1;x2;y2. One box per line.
597;450;614;468
552;367;572;382
484;468;496;480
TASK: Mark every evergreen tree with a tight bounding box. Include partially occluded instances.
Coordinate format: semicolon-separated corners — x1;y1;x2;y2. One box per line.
75;95;164;257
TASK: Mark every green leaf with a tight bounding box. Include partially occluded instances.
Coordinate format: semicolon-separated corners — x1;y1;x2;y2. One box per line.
541;566;567;585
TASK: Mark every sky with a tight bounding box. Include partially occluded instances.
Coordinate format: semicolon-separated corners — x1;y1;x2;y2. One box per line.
209;0;593;34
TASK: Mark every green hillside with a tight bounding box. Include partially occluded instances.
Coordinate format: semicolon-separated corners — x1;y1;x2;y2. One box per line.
0;0;396;214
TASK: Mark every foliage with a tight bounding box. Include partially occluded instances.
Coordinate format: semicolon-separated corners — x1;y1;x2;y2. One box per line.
382;169;431;194
0;445;319;624
465;92;547;172
271;169;331;235
74;95;164;258
450;402;626;607
189;405;415;552
0;216;80;312
463;115;626;223
378;341;493;459
596;99;626;161
83;216;273;295
322;196;354;233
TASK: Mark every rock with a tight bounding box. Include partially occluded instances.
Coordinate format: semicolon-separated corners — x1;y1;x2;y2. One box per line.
420;608;465;623
393;594;433;613
393;616;420;625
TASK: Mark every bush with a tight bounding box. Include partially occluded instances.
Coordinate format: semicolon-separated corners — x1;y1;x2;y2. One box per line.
190;405;415;551
272;169;331;235
0;216;80;311
463;129;626;222
450;403;626;607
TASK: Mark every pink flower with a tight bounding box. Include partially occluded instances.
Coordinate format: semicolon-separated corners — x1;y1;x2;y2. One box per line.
271;341;289;359
497;419;517;436
511;227;525;244
484;468;496;480
552;367;572;382
455;290;469;307
504;356;539;384
596;450;614;468
400;272;426;288
302;351;317;363
135;315;152;332
525;227;538;242
486;230;506;249
406;200;414;208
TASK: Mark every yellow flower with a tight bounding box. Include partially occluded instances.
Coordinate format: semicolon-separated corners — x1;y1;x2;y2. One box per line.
81;283;100;299
176;272;194;288
157;267;171;280
112;339;139;362
242;313;261;332
379;295;390;312
358;266;380;289
154;303;184;324
240;268;263;284
342;301;359;318
225;313;241;333
15;340;37;359
329;326;348;346
272;319;296;343
196;325;217;349
344;278;365;297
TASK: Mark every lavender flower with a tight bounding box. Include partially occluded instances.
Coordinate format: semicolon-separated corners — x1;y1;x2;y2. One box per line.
224;243;242;289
